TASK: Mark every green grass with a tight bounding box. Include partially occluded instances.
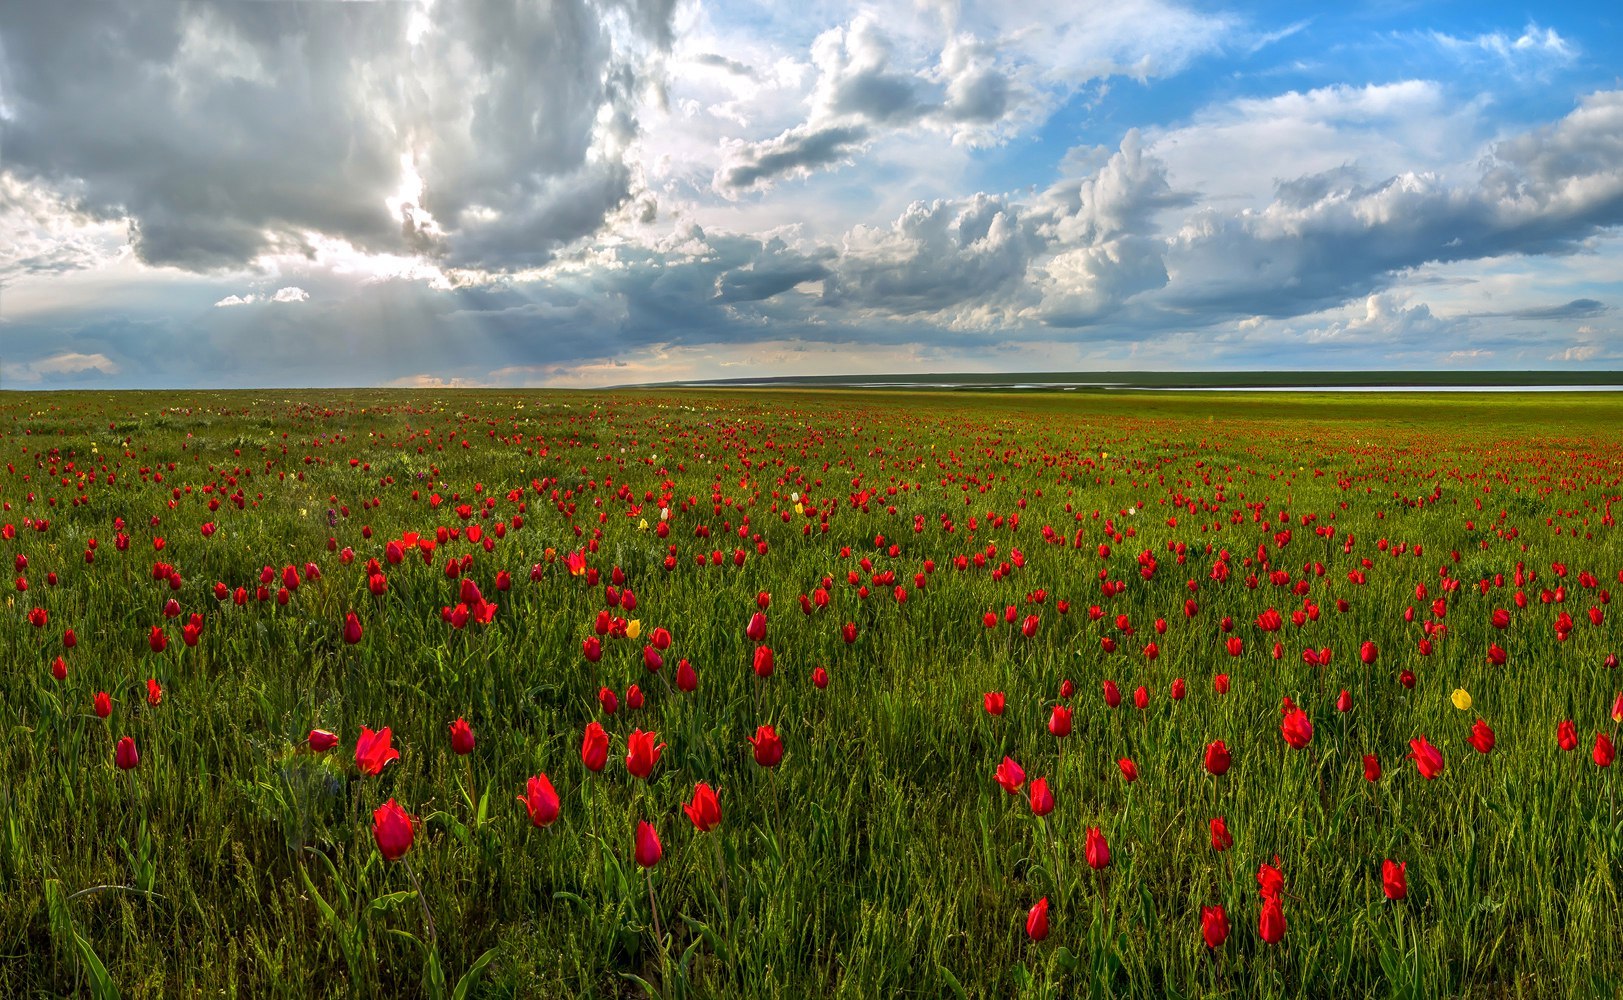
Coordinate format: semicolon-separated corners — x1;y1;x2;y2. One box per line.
1;387;1621;998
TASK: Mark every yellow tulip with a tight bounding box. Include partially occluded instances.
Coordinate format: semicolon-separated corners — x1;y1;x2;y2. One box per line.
626;619;641;639
1451;688;1472;711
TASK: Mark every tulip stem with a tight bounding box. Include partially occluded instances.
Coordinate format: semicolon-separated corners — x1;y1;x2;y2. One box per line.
1046;818;1063;906
403;859;438;949
713;832;730;919
645;868;664;947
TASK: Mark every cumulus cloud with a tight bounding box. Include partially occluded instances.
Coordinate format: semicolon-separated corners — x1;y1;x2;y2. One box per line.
1158;89;1623;320
0;0;677;273
826;194;1035;314
711;0;1227;194
716;124;871;192
213;286;309;307
1;351;120;385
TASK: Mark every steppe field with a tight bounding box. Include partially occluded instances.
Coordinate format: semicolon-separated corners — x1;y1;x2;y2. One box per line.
3;388;1622;999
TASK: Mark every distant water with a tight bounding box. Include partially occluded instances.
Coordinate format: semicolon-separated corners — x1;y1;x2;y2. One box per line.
672;380;1623;392
1142;385;1623;393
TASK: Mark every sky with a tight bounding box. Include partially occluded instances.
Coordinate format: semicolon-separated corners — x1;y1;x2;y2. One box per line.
1;0;1621;389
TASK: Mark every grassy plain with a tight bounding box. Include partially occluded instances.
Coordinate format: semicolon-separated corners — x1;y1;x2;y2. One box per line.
2;387;1621;998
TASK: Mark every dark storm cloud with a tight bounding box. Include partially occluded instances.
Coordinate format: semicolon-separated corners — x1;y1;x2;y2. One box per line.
0;0;676;273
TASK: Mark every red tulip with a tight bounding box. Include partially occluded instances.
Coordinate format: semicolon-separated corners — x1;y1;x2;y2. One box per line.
1201;905;1229;948
1171;677;1186;701
1557;719;1578;751
1596;732;1616;768
94;691;112;718
676;658;698;691
1020;614;1039;638
599;686;619;715
746;611;767;642
642;645;664;672
995;756;1025;794
811;666;829;689
1612;692;1623;724
1487;643;1507;666
1382;859;1407;900
308;729;339;752
684;782;722;832
581;721;609;772
626;729;666;779
519;774;561;828
148;626;167;653
1028;776;1054;816
841;621;858;644
372;799;414;860
343;612;363;645
626;684;644;710
1085;827;1110;869
1214;674;1230;695
582;636;602;662
28;607;47;628
1048;705;1072;738
1409;736;1444;779
984;692;1006;716
50;656;67;681
1280;708;1312;749
634;820;662;867
753;645;775;677
1026;897;1049;941
1133;685;1149;709
146;678;163;706
115;735;139;770
1259;896;1286;944
1103;680;1122;708
1204;740;1231;776
1360;641;1378;665
651;626;672;651
1257;860;1285;899
355;726;400;775
1468;719;1495;755
1399;669;1416;689
1117;757;1138;783
449;717;475;756
748;724;783;767
1363;754;1382;781
1336;689;1352;713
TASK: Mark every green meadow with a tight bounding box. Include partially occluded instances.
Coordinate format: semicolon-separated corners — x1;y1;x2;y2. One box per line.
2;388;1621;998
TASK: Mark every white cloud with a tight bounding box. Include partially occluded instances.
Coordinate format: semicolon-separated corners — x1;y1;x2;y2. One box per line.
1428;22;1576;69
213;285;309;306
2;351;121;384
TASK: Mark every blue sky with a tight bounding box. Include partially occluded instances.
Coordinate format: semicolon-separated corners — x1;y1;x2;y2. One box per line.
1;0;1620;388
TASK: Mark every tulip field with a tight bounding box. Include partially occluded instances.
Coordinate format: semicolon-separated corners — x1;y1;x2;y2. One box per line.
5;386;1623;999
